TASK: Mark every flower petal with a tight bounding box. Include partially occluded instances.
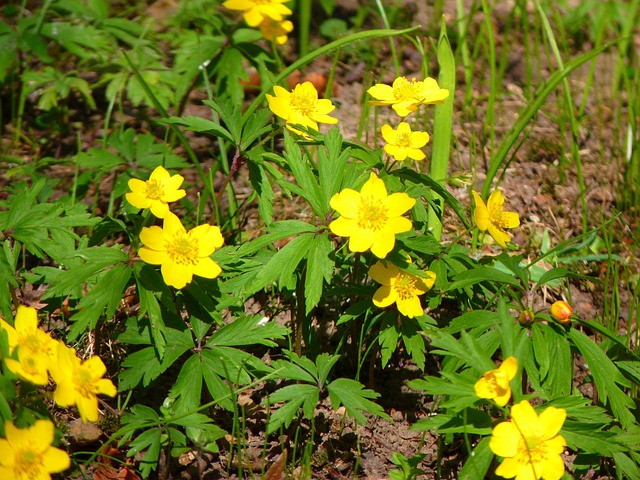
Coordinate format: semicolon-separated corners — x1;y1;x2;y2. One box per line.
192;257;222;279
161;261;192;289
367;84;395;102
370;230;396;258
42;446;71;473
360;172;386;199
126;191;152;210
539;407;567;440
489;421;520;457
329;216;357;238
385;193;415;217
139;226;166;251
369;261;394;285
396;296;423;318
348;228;375;253
149;166;170;182
373;285;396;307
472;190;489;231
330;189;361;217
501;356;519;381
487;223;511;248
149;201;170;219
15;305;38;335
501;211;520;228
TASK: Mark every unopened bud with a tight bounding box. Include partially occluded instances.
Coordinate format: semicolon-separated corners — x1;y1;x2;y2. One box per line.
550;301;572;323
518;309;534;325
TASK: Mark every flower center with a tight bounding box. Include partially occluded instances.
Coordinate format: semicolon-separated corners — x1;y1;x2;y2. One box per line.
490;206;507;228
145;179;164;200
16;448;43;478
394;273;417;300
394;79;422;102
515;435;549;472
166;233;199;266
290;90;316;117
396;131;412;147
357;196;388;230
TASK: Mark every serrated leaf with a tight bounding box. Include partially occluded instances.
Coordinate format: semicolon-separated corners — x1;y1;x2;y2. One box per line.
304;232;334;314
458;437;493;480
265;384;320;434
327;378;391;425
163;116;235;144
446;266;521;291
205;315;287;348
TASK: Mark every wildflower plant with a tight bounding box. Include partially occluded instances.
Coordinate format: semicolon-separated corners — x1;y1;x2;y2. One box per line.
1;2;639;479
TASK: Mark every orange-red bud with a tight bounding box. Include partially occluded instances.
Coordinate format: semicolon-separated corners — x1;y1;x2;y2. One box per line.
550;301;572;323
518;309;534;325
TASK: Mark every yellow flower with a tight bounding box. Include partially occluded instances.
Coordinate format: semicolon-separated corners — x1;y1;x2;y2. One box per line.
0;306;57;385
258;17;293;45
472;190;520;248
138;212;224;289
381;122;430;161
51;342;117;423
266;81;338;134
329;172;415;258
550;301;572;324
126;166;186;219
474;356;518;407
490;400;567;480
368;76;449;117
223;0;292;27
369;261;436;318
0;419;70;480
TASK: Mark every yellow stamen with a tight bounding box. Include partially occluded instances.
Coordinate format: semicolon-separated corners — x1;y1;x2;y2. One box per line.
166;234;199;266
394;273;417;300
357;197;388;230
145;179;164;200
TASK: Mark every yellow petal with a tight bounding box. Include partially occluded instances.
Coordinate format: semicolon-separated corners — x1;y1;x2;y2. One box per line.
329;216;357;238
392;101;417;117
139;226;166;251
267;94;292;121
127;177;147;194
510;400;539;436
373;285;396;307
501;211;520;228
410;131;430;148
540;452;566;480
54;381;77;407
330;189;361;217
385;144;408;161
42;446;71;473
367;84;395;102
370;230;396;258
15;305;38;335
493;387;512;407
472;190;489;231
487;223;511;248
489;421;519;457
28;420;55;451
97;378;118;397
500;356;519;380
149;165;170;182
396;296;423;318
163;211;186;236
194;225;224;257
125;191;152;210
381;124;397;144
487;189;505;211
348;228;375;253
385;193;415;217
369;261;394;285
406;148;426;161
494;457;524;479
149;201;170;219
474;377;494;399
77;393;99;423
384;216;413;235
139;247;168;266
192;257;222;279
83;355;107;378
539;406;567;439
161;262;192;289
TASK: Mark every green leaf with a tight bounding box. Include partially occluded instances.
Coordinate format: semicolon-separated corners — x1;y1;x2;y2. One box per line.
169;354;204;413
281;133;324;217
206;315;287;348
67;264;132;340
126;427;162;477
446;266;521;291
569;328;636;429
304;232;334;314
327;378;391;425
458;437;493;480
163;116;235;144
613;453;640;480
265;384;319;434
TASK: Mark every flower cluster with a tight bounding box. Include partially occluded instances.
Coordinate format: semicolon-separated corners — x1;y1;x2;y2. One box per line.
368;76;449;163
0;306;117;423
223;0;293;44
475;358;568;479
127;166;225;289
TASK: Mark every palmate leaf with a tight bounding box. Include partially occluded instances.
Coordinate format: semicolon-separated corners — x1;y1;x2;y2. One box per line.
205;314;288;348
265;384;319;434
304;232;334;314
327;378;391;425
458;437;493;480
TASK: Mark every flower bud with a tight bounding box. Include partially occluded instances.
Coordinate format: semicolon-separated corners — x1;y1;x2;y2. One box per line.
518;309;534;326
550;301;572;323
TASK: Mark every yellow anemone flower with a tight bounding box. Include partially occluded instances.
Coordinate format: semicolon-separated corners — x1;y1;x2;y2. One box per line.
266;81;338;134
51;342;117;423
369;261;436;318
490;400;567;480
472;190;520;248
368;76;449;117
0;420;70;479
138;212;224;289
126;166;186;219
0;306;57;385
329;172;415;258
258;18;293;45
474;356;518;407
381;122;430;161
222;0;292;27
